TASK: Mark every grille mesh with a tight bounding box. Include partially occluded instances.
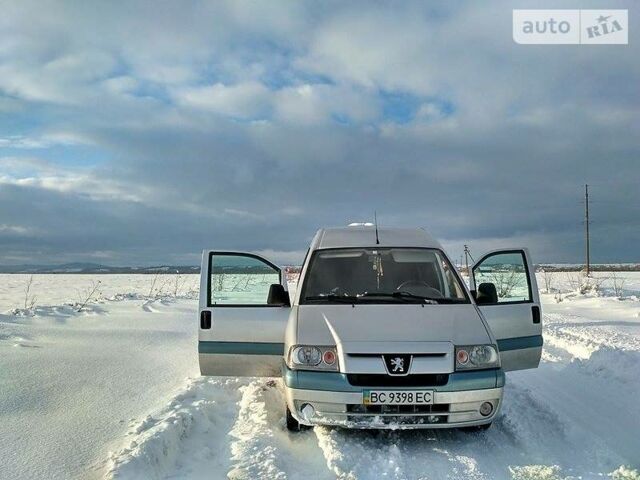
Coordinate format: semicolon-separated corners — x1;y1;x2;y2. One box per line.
347;403;449;414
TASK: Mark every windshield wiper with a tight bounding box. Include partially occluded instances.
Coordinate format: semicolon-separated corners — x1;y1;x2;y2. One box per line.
358;291;439;304
394;291;440;304
304;294;359;304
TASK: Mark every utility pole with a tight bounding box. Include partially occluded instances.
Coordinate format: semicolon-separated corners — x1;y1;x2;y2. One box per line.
463;245;471;276
584;184;591;277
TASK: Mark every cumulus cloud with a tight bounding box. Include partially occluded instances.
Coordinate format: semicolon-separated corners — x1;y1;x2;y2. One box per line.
175;82;272;119
273;84;379;125
0;0;638;265
0;224;37;235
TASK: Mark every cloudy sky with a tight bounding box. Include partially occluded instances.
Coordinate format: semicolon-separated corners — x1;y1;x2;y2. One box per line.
1;0;638;266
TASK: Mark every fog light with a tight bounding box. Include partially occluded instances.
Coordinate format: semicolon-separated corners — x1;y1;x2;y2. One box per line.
300;403;315;421
479;402;493;417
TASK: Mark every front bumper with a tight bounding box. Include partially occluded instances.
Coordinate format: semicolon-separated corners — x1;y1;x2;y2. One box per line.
284;367;504;429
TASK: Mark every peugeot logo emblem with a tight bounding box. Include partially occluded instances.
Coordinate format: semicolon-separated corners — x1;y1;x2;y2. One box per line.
383;354;412;375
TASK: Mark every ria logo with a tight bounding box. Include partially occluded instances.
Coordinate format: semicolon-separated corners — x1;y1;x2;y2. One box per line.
587;14;623;38
383;354;411;375
513;10;628;45
582;11;627;44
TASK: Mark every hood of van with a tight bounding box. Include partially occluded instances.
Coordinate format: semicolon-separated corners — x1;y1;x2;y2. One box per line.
295;304;491;350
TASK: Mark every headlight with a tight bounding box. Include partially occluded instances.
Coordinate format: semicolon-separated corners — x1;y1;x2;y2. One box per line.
455;345;499;370
289;345;339;371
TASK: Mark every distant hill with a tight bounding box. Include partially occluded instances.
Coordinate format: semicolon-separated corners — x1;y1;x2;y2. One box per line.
0;263;200;274
537;263;640;272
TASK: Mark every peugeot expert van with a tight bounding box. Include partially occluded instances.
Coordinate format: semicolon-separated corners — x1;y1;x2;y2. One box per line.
198;226;542;431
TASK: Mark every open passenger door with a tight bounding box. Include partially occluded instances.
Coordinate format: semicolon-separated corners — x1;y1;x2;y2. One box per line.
198;251;291;376
470;249;542;371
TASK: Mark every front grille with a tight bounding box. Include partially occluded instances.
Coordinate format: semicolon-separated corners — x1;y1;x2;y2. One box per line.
344;403;450;425
347;373;449;387
347;403;449;414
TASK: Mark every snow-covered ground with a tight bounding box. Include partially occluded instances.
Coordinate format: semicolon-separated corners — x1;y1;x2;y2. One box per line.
0;274;200;480
1;273;639;479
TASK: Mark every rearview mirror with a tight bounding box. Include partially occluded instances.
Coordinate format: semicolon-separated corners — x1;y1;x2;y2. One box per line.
267;284;291;306
476;282;498;305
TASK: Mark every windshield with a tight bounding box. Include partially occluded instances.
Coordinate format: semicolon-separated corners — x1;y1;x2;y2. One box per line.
300;248;469;304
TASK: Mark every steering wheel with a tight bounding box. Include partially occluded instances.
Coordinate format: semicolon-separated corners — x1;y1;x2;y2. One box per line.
396;280;443;298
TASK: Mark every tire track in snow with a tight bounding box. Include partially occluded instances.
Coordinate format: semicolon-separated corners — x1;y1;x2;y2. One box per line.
225;380;332;480
542;312;640;393
107;310;640;479
226;381;290;479
544;313;640;354
106;377;247;479
313;423;512;479
107;378;332;480
502;312;640;471
507;368;636;473
314;428;411;479
108;369;638;480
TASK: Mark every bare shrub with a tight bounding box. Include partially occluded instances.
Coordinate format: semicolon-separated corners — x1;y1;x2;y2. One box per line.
610;272;627;297
183;276;200;298
540;270;555;293
565;272;582;292
487;269;524;298
582;275;608;294
155;275;172;296
76;280;102;312
148;272;160;297
172;270;189;297
215;273;226;291
566;272;608;295
231;276;247;292
173;271;181;296
23;275;37;311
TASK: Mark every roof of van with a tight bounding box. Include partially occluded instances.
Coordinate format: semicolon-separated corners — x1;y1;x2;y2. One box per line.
310;226;443;250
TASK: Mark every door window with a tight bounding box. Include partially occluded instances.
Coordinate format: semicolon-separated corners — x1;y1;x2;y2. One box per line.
208;253;280;306
473;251;532;303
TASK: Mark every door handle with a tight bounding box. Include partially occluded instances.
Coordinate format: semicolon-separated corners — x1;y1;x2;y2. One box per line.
200;310;212;329
531;305;540;324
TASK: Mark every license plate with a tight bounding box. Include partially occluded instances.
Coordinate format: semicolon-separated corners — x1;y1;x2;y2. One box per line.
363;390;434;405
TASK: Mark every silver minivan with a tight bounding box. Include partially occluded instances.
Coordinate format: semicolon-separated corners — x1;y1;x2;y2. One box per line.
198;226;542;431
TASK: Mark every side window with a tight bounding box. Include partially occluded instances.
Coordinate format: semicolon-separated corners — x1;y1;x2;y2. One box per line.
208;253;280;306
473;251;531;303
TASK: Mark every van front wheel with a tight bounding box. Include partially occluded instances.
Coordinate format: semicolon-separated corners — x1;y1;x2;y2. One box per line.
286;406;301;431
286;406;311;432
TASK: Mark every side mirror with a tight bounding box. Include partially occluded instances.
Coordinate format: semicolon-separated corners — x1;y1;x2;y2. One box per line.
267;284;291;306
476;282;498;305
